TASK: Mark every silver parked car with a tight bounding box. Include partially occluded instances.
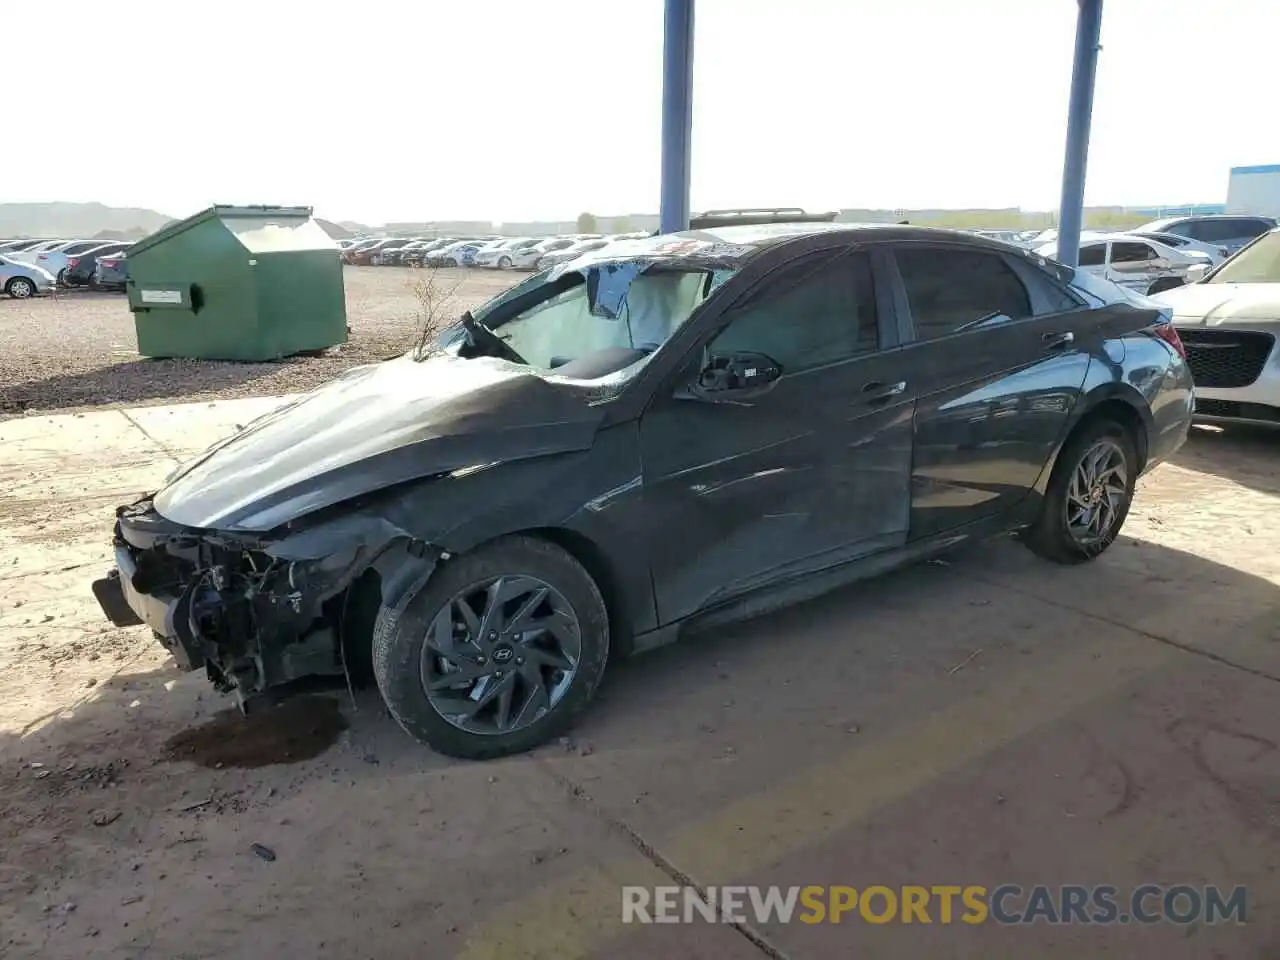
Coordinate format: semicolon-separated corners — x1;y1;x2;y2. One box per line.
0;255;56;298
1038;234;1211;292
1152;228;1280;426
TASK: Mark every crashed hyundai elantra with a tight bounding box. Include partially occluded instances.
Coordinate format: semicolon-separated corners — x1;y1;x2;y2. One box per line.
95;224;1194;759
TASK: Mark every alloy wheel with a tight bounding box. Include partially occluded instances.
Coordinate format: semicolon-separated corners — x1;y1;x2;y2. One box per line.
9;279;34;299
420;575;582;735
1065;438;1128;546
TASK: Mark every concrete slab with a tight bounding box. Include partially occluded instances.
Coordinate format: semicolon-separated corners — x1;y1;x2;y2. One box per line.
3;398;1280;960
748;657;1280;959
124;394;294;456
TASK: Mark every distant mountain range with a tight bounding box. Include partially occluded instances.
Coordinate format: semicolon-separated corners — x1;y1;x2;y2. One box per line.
0;202;174;240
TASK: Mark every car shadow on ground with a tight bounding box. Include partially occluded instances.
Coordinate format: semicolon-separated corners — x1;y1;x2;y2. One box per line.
1173;423;1280;496
3;534;1279;953
0;358;297;414
5;532;1279;803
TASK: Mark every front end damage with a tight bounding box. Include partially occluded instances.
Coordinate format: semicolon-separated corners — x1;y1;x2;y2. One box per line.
94;497;435;708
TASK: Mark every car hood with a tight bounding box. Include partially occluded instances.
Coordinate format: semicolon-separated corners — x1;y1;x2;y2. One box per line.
1153;282;1280;325
154;353;607;532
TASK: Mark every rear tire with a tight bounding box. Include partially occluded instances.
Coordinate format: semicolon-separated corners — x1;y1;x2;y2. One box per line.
444;258;458;268
5;277;36;299
1022;417;1138;564
498;256;512;269
372;536;610;760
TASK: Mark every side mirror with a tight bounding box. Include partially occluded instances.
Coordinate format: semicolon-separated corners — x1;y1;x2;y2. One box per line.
675;351;783;402
1183;263;1209;284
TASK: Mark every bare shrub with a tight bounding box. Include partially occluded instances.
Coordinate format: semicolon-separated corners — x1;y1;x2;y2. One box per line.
410;263;467;358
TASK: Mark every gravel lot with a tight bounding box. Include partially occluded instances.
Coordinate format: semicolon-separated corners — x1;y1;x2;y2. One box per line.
0;266;521;418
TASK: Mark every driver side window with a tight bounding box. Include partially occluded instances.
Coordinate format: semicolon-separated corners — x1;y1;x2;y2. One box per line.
709;250;878;373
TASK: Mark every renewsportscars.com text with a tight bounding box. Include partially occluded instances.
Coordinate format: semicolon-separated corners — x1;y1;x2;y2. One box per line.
622;884;1247;926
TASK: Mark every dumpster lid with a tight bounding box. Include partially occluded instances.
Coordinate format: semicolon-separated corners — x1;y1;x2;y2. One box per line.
130;205;315;257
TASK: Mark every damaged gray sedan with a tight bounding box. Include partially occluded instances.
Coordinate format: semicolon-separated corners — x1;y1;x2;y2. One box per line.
95;223;1193;759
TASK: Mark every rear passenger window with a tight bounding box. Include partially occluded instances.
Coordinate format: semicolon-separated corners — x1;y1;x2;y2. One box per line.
895;247;1032;341
1238;218;1271;240
710;250;878;372
1110;242;1157;263
1078;244;1106;266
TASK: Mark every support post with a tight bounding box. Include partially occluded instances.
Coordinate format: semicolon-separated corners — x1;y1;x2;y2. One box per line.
659;0;695;234
1056;0;1103;267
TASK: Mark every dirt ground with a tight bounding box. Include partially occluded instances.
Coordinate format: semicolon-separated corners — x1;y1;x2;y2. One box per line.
1;395;1279;958
0;267;520;417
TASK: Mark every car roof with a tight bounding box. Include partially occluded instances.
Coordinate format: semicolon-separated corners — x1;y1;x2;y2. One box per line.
547;222;1072;281
1141;214;1274;229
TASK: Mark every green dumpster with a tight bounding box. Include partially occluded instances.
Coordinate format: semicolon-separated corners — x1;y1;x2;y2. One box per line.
126;204;347;361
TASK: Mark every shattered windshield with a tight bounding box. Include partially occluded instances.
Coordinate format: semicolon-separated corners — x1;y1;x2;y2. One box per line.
440;261;736;378
492;266;730;373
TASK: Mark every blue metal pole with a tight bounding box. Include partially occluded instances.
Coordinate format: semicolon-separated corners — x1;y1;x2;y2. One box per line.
659;0;695;234
1056;0;1103;267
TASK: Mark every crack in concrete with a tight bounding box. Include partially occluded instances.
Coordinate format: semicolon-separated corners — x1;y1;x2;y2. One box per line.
117;409;182;465
960;569;1280;686
534;758;792;960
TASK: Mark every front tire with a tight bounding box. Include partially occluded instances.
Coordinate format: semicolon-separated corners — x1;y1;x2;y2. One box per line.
5;277;36;299
498;256;512;269
1022;417;1137;564
372;536;610;759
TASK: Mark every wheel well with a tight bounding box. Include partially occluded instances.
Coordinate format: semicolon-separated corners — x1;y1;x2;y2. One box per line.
1075;398;1149;472
523;527;632;659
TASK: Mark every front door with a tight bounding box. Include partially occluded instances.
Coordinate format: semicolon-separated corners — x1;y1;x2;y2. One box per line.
888;243;1093;540
638;248;916;625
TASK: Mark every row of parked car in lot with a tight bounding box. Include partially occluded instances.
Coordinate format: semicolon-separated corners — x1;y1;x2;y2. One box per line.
0;236;130;298
340;232;652;271
973;214;1278;294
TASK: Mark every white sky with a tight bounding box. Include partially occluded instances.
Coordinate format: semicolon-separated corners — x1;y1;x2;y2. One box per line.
9;0;1278;224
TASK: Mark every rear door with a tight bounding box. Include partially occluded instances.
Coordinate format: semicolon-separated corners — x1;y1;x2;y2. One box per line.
887;243;1094;540
639;246;918;624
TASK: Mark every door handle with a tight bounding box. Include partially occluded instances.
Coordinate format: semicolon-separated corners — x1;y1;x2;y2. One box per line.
861;380;907;404
1042;331;1074;351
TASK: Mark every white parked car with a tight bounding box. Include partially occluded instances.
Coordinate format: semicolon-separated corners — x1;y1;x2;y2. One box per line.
0;256;56;298
505;236;585;270
1151;227;1280;427
536;237;611;270
1037;234;1211;291
424;238;493;267
1131;231;1228;265
472;237;540;269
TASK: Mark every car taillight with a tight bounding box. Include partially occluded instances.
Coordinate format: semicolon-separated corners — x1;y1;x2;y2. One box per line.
102;259;119;268
67;258;80;269
1153;319;1186;359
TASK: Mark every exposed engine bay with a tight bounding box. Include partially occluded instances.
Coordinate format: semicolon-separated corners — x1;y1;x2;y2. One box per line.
98;498;434;708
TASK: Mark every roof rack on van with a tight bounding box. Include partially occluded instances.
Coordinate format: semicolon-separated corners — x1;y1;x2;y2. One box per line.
689;207;840;229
